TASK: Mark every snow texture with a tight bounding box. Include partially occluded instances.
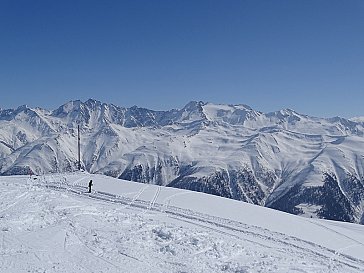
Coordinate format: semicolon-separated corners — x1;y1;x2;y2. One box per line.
1;172;364;273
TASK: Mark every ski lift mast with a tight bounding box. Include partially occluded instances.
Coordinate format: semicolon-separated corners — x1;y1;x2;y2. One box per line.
78;124;81;170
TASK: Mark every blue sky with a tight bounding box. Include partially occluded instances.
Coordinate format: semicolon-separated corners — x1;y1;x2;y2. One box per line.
0;0;363;118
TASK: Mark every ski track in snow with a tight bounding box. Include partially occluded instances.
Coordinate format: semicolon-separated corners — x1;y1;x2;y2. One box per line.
148;186;161;210
39;177;364;269
1;173;364;272
306;219;364;249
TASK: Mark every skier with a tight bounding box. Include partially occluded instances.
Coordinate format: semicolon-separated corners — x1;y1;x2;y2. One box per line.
88;179;93;193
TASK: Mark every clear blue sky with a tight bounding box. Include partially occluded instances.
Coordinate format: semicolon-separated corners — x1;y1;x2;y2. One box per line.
0;0;363;118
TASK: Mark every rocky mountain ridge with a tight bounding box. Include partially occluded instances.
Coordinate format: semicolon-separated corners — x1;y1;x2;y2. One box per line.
1;99;364;223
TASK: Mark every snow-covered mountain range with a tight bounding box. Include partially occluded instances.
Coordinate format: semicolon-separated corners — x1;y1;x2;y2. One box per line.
1;99;364;223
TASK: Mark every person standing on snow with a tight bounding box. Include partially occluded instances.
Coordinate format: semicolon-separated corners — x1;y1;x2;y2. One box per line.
88;179;93;193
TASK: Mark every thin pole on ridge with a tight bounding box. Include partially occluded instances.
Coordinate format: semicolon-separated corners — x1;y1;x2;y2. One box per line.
78;124;81;171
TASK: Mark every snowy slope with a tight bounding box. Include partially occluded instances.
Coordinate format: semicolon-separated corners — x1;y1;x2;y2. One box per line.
1;172;364;273
1;99;364;223
350;117;364;123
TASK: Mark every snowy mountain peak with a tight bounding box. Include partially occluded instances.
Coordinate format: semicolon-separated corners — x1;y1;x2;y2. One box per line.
200;102;262;125
267;108;305;119
1;99;364;224
183;100;206;109
16;104;30;111
85;98;100;105
51;99;109;127
180;101;208;114
4;104;48;125
279;108;301;117
178;101;207;122
52;100;82;116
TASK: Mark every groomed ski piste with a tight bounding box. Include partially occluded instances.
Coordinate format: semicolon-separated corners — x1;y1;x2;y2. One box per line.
1;172;364;273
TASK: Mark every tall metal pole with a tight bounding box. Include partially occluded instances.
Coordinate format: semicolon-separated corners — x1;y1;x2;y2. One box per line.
78;124;81;170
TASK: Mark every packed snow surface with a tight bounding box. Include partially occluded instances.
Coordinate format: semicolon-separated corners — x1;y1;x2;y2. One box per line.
1;172;364;273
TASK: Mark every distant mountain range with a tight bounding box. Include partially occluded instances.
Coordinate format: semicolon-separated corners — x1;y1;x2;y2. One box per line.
1;99;364;223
